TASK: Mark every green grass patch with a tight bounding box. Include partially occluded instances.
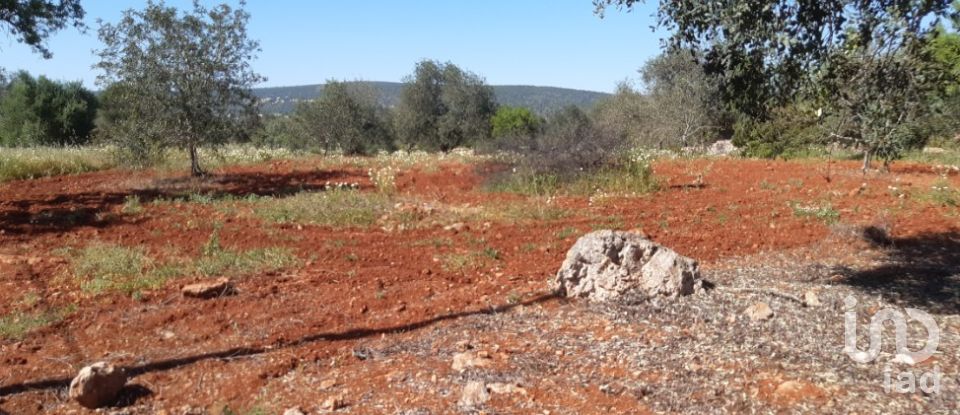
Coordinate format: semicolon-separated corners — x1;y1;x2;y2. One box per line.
490;160;659;197
0;146;116;182
64;236;299;297
919;179;960;207
0;305;76;340
67;244;170;295
195;229;299;277
253;189;391;228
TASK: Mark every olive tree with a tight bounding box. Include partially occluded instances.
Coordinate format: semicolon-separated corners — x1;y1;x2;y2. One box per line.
1;0;84;58
394;60;497;151
95;0;264;175
639;51;721;149
595;0;958;168
294;80;392;155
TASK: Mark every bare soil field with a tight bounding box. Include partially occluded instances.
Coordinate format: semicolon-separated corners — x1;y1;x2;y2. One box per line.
1;157;959;414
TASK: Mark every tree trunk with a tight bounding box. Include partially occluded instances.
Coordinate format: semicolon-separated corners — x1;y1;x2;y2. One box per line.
861;149;872;173
189;143;204;177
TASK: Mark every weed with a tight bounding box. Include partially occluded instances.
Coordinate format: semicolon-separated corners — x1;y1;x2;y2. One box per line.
195;229;299;277
440;253;477;273
790;202;840;224
0;305;76;340
482;246;502;260
0;146;115;182
490;159;659;197
67;244;169;295
369;165;399;193
555;227;579;240
121;195;144;214
254;189;391;228
921;179;959;207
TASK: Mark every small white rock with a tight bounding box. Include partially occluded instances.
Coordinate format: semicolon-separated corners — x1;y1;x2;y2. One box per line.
804;291;821;307
745;302;774;321
459;381;489;407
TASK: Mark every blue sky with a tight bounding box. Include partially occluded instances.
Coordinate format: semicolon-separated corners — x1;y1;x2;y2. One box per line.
0;1;666;93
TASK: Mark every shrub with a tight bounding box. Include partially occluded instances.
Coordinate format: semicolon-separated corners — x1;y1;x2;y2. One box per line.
394;60;497;151
251;115;307;150
293;80;393;155
491;106;541;138
732;105;824;158
0;71;98;146
496;106;627;177
490;107;657;196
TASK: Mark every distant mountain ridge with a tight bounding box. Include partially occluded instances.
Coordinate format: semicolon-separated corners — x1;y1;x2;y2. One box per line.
253;81;610;115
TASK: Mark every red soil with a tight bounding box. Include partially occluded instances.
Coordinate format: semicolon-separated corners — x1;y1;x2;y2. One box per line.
0;157;957;413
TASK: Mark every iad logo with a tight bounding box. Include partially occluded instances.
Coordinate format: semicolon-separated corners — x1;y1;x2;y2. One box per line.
843;295;941;394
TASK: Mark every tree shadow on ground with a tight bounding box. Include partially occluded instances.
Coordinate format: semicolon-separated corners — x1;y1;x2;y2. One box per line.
113;384;153;408
0;169;360;237
832;230;960;315
0;291;561;397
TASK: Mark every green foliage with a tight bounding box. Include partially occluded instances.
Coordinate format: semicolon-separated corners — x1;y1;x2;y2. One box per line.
251;115;307;149
732;105;823;158
638;51;725;148
293;80;393;155
394;60;498;151
596;0;959;167
591;82;647;146
0;0;84;58
0;71;98;146
94;1;264;175
491;106;541;138
494;106;626;176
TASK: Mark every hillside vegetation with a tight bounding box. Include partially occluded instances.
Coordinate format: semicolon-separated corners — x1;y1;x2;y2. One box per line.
253;82;610;115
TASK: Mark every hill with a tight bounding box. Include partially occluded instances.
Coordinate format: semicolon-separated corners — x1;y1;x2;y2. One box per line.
253;81;610;115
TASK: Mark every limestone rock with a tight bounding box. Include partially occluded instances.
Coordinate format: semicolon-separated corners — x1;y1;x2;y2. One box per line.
459;381;489;408
553;230;701;302
804;291;821;307
452;351;491;372
745;302;774;321
68;362;127;409
707;139;738;156
181;277;235;298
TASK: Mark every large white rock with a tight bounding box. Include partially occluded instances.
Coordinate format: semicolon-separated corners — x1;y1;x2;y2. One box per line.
68;362;127;409
707;139;739;156
553;230;701;301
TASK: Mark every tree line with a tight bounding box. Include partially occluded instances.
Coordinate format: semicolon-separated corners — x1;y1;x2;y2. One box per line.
2;0;960;176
